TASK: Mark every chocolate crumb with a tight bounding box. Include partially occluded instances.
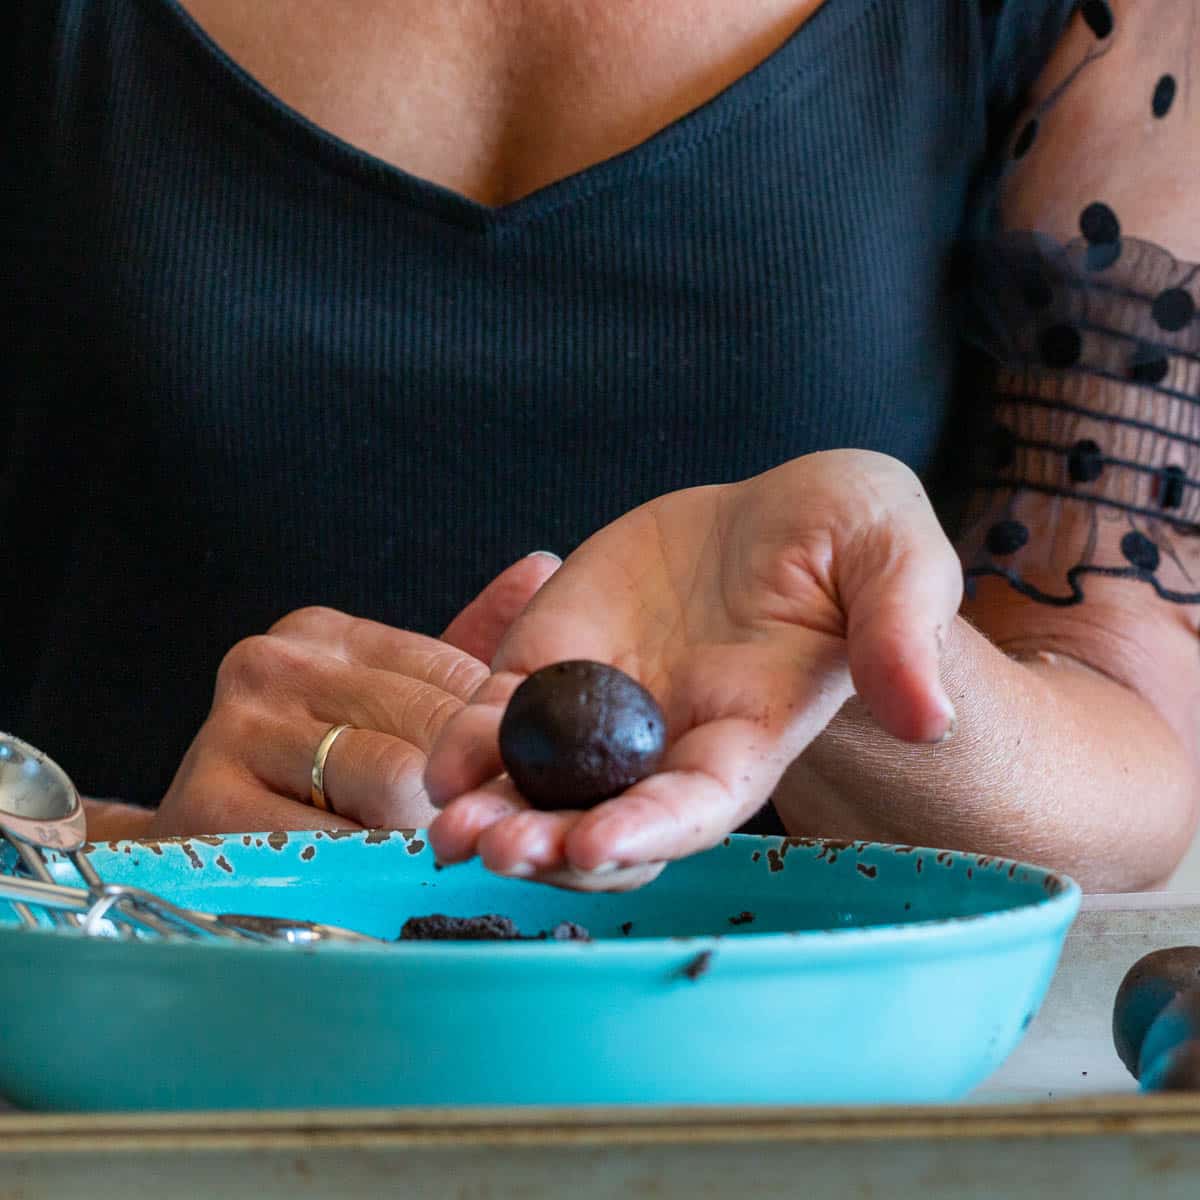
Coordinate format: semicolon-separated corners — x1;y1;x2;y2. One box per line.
728;911;755;926
540;921;591;942
682;949;714;981
398;913;591;942
399;914;521;941
621;921;634;936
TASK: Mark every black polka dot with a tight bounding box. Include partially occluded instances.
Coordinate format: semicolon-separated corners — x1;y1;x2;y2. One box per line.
1158;465;1186;510
1152;288;1196;332
986;520;1030;557
1080;0;1114;39
1153;75;1177;119
1121;530;1160;572
1080;202;1120;246
991;424;1017;471
1012;119;1038;159
1039;323;1082;367
1086;240;1121;272
1068;439;1104;483
1129;346;1170;384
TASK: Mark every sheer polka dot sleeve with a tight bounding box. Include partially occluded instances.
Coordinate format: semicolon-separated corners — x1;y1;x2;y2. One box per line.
959;0;1200;607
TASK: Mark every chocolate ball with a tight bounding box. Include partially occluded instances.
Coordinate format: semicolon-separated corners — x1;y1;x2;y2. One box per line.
1141;1040;1200;1092
1140;991;1200;1083
498;660;666;810
1113;947;1200;1077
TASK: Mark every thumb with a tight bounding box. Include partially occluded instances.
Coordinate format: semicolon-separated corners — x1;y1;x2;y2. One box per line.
442;552;562;665
839;518;962;744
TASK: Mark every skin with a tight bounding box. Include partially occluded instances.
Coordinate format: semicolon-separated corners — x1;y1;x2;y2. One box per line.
169;0;827;207
86;0;1200;893
89;553;561;840
424;0;1200;892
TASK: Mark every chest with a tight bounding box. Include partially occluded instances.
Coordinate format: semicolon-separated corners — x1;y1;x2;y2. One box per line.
178;0;826;205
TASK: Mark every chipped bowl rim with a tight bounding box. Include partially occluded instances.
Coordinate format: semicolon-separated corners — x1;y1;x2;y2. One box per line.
2;833;1082;966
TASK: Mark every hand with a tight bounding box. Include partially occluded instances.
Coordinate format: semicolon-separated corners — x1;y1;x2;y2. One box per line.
148;553;560;836
83;798;156;842
425;452;962;890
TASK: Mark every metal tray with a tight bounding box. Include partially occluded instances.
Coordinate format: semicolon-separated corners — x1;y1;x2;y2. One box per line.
2;892;1200;1196
4;1098;1200;1198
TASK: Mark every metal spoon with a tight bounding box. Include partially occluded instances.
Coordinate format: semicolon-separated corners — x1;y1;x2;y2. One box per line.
0;732;176;936
0;734;380;945
0;874;382;944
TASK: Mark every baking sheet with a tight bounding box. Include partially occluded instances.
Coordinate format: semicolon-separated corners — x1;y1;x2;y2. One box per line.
4;1100;1200;1199
4;893;1200;1197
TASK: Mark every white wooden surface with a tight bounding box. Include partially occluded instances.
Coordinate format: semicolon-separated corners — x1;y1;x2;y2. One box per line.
974;892;1200;1102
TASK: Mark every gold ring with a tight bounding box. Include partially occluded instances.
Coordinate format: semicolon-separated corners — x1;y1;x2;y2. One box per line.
311;723;352;813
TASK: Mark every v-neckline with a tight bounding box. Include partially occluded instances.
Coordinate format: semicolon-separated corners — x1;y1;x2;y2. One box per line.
145;0;881;232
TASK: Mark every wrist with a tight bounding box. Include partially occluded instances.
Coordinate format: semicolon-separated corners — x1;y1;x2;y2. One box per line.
82;798;156;843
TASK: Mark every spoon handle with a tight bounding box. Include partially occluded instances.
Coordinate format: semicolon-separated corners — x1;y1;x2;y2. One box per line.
7;839;80;929
70;851;178;939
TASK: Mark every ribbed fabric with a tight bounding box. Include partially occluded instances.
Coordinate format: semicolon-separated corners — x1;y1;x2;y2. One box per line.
3;0;1074;804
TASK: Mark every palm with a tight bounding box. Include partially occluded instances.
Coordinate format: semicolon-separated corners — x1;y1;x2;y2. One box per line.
500;484;848;731
425;453;960;889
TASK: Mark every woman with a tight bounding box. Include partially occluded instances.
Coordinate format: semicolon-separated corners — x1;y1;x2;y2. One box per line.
5;0;1197;891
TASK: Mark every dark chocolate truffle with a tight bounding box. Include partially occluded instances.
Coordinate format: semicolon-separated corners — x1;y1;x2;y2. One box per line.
499;660;666;810
1139;990;1200;1081
1141;1040;1200;1092
1113;947;1200;1077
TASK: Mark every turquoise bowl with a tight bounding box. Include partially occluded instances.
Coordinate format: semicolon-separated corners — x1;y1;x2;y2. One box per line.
0;832;1079;1111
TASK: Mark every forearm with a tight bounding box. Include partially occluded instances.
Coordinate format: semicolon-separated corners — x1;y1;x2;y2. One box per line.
779;617;1198;893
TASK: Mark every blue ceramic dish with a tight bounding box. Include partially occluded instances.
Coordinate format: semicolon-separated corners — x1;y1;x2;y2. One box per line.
0;832;1079;1111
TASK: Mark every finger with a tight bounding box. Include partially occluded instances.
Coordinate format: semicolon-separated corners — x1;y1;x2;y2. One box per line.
476;807;577;875
840;519;962;743
151;778;361;838
517;860;667;892
561;643;854;870
429;787;665;888
225;713;440;828
267;609;488;702
317;727;439;829
561;718;784;869
426;776;529;863
216;638;469;759
423;672;523;806
442;552;562;664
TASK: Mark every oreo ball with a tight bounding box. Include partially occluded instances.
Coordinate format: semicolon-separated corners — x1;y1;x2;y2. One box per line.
1138;990;1200;1081
1113;946;1200;1077
1141;1040;1200;1092
498;660;666;810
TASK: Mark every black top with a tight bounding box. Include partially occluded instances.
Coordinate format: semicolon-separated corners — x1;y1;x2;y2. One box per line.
2;0;1074;803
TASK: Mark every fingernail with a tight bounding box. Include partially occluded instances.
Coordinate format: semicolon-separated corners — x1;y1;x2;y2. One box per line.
525;550;562;564
588;861;621;875
502;862;536;878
